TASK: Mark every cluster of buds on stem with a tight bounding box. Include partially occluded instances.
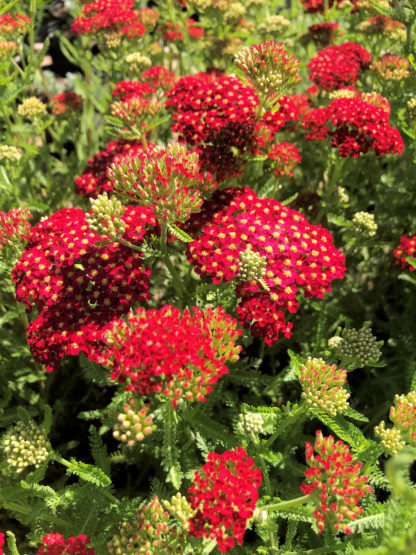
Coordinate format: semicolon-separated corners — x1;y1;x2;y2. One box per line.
236;412;265;435
86;192;126;239
257;15;290;35
299;357;350;417
375;391;416;455
125;52;151;72
301;431;372;535
407;98;416;122
109;143;216;226
18;96;47;120
113;398;156;446
350;211;378;237
373;54;410;81
328;323;381;368
2;421;50;473
234;41;300;108
237;246;268;290
107;494;191;554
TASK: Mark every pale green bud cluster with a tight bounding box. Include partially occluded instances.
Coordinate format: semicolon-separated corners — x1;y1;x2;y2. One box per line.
258;15;290;35
337;186;349;204
234;41;300;102
328;89;356;100
102;31;122;49
113;399;156;447
225;2;245;20
329;324;381;367
300;357;350;417
238;247;267;282
0;145;21;163
125;52;151;73
351;211;377;237
18;96;47;119
2;421;50;473
407;98;416;121
163;493;196;530
374;420;406;455
107;494;189;554
237;412;265;435
86;192;126;239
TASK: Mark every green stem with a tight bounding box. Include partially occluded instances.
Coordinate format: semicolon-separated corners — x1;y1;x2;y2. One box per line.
265;405;306;448
250;432;272;498
259;493;312;513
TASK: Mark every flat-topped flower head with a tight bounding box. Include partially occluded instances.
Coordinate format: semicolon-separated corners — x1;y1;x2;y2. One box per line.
18;96;47;120
187;187;346;344
351;212;377;237
307;42;371;91
109;143;216;225
37;533;94;554
300;357;350;417
328;324;381;367
374;420;406;455
234;41;300;104
394;235;416;272
301;431;372;535
89;305;241;408
113;399;156;446
188;446;262;552
360;15;406;41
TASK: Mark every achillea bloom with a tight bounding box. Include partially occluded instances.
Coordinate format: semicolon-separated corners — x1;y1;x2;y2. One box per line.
108;143;216;225
166;73;299;181
351;211;377;237
300;0;358;13
124;52;151;73
86;192;126;239
360;15;406;41
375;392;416;455
0;13;31;38
2;420;50;473
394;234;416;272
303;97;404;157
373;54;410;81
113;399;156;446
37;534;94;554
89;305;241;408
188;447;262;552
18;96;47;119
75;139;146;197
110;96;161;135
71;0;146;39
257;15;290;35
0;39;17;58
307;42;371;90
136;8;159;30
158;21;183;42
12;206;156;371
0;207;32;253
187;18;204;39
0;533;4;555
187;187;346;344
107;495;192;554
234;41;300;103
300;357;349;417
301;431;372;534
267;142;301;177
141;66;177;93
51;91;83;115
407;98;416;121
307;22;340;46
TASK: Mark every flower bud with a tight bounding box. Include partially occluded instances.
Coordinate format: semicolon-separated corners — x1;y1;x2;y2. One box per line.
2;421;50;473
86;192;126;239
18;96;47;120
329;324;381;367
351;211;377;237
113;399;156;446
237;412;265;435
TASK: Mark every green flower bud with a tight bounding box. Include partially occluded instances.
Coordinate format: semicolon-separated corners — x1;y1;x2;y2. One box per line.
86;192;126;239
374;420;406;455
18;97;47;120
0;145;21;164
125;52;152;73
351;211;377;237
329;324;381;368
258;15;290;35
237;412;265;435
2;421;50;473
113;399;156;447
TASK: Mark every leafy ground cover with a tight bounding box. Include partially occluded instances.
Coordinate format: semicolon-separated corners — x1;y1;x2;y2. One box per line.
0;0;416;553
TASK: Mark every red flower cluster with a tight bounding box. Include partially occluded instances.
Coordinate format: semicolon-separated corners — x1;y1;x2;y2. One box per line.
75;139;146;197
0;532;4;555
300;0;357;13
166;73;299;180
51;92;83;115
12;207;156;371
187;187;346;344
158;20;183;41
0;207;32;250
188;446;262;553
88;305;241;408
301;431;372;535
112;80;155;101
373;53;410;81
303;97;404;157
393;235;416;272
307;42;371;90
307;22;339;46
187;18;204;39
136;8;159;30
361;15;406;39
71;0;146;38
267;142;301;176
141;66;177;93
37;533;93;554
0;13;31;37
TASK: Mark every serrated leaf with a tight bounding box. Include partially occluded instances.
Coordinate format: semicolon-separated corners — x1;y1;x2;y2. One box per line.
66;458;111;487
344;406;369;422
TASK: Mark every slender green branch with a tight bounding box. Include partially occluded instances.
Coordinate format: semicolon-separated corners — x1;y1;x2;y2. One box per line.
259;493;312;513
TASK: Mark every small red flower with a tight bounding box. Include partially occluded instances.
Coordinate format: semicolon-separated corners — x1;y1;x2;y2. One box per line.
37;533;94;554
394;234;416;272
51;92;83;115
188;447;262;552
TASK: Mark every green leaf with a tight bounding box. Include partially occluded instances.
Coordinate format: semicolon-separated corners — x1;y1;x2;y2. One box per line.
66;458;111;487
344;406;369;423
89;425;111;477
167;223;193;243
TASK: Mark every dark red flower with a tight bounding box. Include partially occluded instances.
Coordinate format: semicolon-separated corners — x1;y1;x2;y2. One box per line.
51;92;83;115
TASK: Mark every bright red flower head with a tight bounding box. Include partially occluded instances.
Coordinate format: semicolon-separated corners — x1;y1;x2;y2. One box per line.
301;431;372;535
303;96;404;157
187;187;346;344
88;304;241;408
37;533;94;554
0;532;4;555
51;92;83;115
188;446;262;552
307;42;371;90
393;235;416;272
